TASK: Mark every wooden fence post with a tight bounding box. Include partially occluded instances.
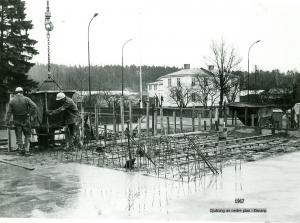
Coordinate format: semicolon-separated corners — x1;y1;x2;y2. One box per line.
192;106;195;132
244;107;248;126
231;109;234;126
224;106;227;126
180;108;183;133
129;101;133;137
104;124;107;145
198;112;201;131
160;106;164;135
215;120;219;131
94;104;99;143
173;111;176;134
215;107;219;123
154;107;157;136
209;109;213;130
167;116;170;134
113;102;116;139
7;127;11;152
138;117;141;138
120;97;125;138
234;110;237;126
251;114;255;127
146;102;150;136
80;102;85;141
152;104;155;136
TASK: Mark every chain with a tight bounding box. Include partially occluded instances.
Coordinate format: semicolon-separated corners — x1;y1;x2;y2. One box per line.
47;31;51;79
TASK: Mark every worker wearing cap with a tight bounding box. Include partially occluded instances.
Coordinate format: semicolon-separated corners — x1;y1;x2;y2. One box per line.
5;87;38;155
47;92;81;150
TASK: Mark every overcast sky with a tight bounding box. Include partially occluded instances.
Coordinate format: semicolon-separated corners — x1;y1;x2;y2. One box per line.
24;0;300;72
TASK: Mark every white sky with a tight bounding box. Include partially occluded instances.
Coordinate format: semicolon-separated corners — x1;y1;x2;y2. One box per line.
24;0;300;72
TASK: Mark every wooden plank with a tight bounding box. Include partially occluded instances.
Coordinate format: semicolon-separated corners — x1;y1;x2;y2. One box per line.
0;159;35;171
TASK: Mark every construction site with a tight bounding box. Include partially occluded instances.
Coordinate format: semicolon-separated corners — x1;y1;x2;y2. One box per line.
1;101;300;221
1;0;300;221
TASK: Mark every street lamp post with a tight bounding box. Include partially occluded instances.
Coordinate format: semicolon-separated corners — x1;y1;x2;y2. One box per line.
120;38;133;138
88;13;98;105
122;38;133;96
247;40;261;97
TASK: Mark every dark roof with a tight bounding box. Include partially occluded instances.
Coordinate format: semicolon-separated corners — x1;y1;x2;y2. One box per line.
227;102;275;108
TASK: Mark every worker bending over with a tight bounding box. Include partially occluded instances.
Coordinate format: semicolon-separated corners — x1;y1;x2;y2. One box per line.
47;92;82;150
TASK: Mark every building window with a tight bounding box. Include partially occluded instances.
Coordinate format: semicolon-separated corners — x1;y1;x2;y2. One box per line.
149;85;152;90
168;78;171;87
154;84;157;90
191;78;196;87
191;93;196;102
177;78;181;86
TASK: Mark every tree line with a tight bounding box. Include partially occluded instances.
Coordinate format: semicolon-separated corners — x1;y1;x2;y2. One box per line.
27;63;179;92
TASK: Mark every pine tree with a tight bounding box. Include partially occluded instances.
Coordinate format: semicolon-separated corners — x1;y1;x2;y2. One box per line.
0;0;38;93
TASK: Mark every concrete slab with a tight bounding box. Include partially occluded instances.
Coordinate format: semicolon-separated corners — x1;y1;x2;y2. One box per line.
0;151;299;221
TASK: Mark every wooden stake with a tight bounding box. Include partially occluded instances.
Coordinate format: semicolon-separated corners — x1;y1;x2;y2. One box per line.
138;117;141;138
113;102;116;139
192;106;195;132
234;110;237;126
120;97;125;139
198;112;201;131
167;116;170;134
209;109;212;130
154;108;157;136
7;127;11;152
180;108;183;133
173;111;176;134
146;102;150;136
95;104;99;142
251;114;255;127
129;101;133;137
160;107;164;135
244;107;248;126
80;102;85;141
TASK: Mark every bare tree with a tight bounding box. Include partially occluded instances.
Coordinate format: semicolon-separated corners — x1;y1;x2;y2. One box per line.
205;38;241;116
169;83;192;108
196;75;219;108
225;78;240;103
102;89;114;107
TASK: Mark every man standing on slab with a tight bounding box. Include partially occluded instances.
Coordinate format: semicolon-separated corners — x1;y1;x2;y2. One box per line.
5;87;38;155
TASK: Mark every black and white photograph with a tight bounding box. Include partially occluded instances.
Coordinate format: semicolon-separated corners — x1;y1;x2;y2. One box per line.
0;0;299;222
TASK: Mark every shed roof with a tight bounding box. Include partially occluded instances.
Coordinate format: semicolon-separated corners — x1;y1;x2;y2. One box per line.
227;102;275;108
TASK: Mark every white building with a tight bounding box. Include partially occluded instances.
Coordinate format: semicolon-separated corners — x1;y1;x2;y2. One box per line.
147;64;222;107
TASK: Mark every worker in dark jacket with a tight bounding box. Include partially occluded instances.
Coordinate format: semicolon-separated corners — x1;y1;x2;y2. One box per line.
47;92;82;150
5;87;38;155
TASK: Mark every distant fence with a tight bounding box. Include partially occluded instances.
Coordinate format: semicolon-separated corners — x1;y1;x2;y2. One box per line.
77;102;243;142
